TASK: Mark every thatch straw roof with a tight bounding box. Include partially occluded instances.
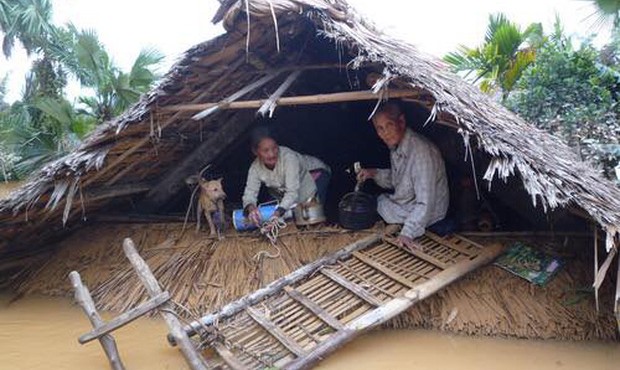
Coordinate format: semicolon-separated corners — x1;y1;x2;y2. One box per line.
15;222;618;341
1;0;619;258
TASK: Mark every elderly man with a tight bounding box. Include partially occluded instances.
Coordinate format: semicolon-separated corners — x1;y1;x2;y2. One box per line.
358;101;449;250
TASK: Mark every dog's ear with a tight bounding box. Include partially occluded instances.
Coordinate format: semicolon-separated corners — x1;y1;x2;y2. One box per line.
185;175;199;186
215;177;223;184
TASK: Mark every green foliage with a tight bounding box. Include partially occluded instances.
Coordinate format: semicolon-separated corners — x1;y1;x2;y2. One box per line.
583;0;620;29
505;23;620;179
0;0;56;57
0;95;97;180
444;13;543;100
0;2;162;179
52;25;163;122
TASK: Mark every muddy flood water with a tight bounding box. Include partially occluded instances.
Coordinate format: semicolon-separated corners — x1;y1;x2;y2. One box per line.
1;294;618;370
0;181;21;199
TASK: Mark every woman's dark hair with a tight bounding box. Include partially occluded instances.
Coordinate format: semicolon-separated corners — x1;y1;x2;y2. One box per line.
249;126;275;151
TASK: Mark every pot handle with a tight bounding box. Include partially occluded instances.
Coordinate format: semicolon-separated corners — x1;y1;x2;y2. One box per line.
302;204;310;220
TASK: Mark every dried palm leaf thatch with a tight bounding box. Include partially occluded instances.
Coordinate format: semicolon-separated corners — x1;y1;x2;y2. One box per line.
0;0;618;272
13;223;618;341
0;0;619;261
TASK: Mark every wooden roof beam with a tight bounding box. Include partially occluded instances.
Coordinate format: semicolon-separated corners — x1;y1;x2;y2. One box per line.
257;69;302;117
138;112;256;213
192;69;283;120
161;89;420;113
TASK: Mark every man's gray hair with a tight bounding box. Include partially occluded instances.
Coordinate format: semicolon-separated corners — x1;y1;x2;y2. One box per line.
372;101;403;122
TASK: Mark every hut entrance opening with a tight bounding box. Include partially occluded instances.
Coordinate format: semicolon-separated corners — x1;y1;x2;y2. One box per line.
153;95;586;235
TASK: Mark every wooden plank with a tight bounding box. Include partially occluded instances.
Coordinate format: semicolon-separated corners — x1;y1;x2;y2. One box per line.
424;232;473;257
79;291;170;344
245;306;307;357
163;89;418;113
595;227;600;312
369;252;431;281
451;234;486;249
337;260;398;298
384;238;449;269
104;159;143;187
192;70;283;120
352;251;416;289
593;247;618;289
84;184;151;203
284;286;344;330
615;249;619;333
283;243;505;370
460;231;595;239
68;271;126;370
139;111;255;212
257;70;302;117
178;234;381;341
123;238;209;370
212;342;249;370
320;268;382;306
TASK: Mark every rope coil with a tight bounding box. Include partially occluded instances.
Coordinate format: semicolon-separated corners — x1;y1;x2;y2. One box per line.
253;217;287;260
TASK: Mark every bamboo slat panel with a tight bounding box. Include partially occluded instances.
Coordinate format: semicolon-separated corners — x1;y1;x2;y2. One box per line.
182;232;503;369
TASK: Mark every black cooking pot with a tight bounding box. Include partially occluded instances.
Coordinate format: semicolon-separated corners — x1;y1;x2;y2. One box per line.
338;191;377;230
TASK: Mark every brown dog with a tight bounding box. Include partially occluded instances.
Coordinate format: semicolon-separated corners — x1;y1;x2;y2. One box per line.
197;178;226;236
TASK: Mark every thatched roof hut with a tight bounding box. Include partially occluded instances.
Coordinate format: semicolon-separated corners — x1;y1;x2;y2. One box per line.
0;0;618;281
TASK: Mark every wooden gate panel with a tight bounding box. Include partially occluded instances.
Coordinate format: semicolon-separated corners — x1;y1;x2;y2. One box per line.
177;233;504;369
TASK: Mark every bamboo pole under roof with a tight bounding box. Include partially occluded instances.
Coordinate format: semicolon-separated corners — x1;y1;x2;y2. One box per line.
160;89;421;113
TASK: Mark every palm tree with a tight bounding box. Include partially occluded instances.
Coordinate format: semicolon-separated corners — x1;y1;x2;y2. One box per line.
0;2;163;177
54;26;164;122
583;0;620;29
444;13;543;100
1;0;66;101
0;0;56;57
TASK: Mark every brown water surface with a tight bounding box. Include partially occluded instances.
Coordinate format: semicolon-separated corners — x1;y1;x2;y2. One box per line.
0;181;22;199
1;294;618;370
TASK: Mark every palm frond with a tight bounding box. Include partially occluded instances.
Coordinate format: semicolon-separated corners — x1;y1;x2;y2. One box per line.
129;47;164;89
17;0;54;37
503;49;536;92
581;0;620;30
33;96;73;127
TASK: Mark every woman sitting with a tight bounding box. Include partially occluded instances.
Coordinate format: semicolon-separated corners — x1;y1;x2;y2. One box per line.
242;127;330;226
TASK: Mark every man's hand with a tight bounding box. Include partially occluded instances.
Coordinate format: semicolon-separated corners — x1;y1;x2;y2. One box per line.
247;205;262;226
356;168;377;182
396;234;422;252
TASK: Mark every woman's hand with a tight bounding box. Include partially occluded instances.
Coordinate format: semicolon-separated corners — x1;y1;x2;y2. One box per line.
246;205;262;226
396;234;422;252
356;168;377;182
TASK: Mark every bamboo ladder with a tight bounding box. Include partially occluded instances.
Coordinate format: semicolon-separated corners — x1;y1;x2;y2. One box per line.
172;232;505;369
69;238;209;370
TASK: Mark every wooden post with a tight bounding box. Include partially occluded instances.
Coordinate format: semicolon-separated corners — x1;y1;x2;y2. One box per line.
68;271;126;370
593;247;618;290
79;291;170;344
122;238;208;370
615;252;619;333
594;226;599;312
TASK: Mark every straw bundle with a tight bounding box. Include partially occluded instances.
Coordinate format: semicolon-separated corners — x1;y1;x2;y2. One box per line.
14;223;371;315
386;259;618;340
12;223;618;341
